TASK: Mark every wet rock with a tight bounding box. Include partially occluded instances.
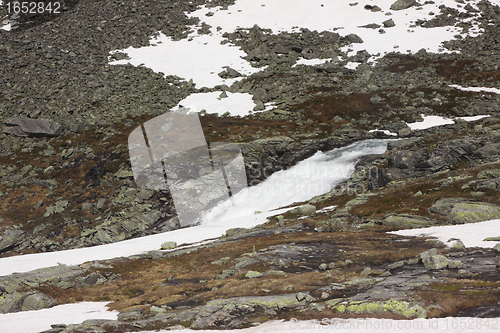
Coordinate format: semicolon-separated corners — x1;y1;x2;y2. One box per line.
3;117;62;137
420;248;448;270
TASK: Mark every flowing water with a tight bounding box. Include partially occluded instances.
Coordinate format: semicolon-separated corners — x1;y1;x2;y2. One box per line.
203;139;395;223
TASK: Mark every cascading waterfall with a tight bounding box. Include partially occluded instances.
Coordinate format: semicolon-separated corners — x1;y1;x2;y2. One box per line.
202;138;396;224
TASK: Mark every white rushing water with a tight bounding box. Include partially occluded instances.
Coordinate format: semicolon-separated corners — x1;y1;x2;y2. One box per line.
204;139;394;223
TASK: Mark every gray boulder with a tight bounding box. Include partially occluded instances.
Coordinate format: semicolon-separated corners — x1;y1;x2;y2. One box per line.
21;292;59;311
3;117;62;137
0;230;25;252
420;248;448;270
383;214;438;228
0;292;29;313
390;0;419;10
383;19;396;27
290;204;316;216
448;202;500;224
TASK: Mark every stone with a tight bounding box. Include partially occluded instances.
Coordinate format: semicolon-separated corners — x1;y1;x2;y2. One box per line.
117;309;143;321
69;123;85;133
225;228;250;237
21;293;59;311
398;127;411;137
149;306;168;316
361;267;372;276
160;241;177;250
290;204;316;216
370;95;383;104
3;117;62;137
345;34;363;44
390;0;418;11
386;260;405;270
0;230;25;252
96;198;107;210
420;248;449;270
449;239;466;250
494;243;500;252
383;214;437;228
0;292;29;313
447;260;464;269
245;271;262;279
448;202;500;224
318;263;328;270
211;257;230;265
478;169;500;179
457;269;475;278
82;203;93;210
383;19;396;28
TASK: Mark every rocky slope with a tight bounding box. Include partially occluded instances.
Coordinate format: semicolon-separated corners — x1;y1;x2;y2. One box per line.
1;0;500;331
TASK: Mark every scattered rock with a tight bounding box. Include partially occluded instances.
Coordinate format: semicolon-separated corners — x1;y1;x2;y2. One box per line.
3;117;62;137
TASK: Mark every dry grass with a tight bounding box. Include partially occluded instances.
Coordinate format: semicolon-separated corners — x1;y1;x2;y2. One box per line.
35;227;434;313
415;279;500;318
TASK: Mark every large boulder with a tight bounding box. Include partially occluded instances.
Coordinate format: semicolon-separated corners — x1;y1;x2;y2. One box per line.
420;248;448;270
383;214;438;228
3;117;62;137
0;230;25;252
429;198;500;224
448;202;500;224
390;0;419;10
21;292;59;311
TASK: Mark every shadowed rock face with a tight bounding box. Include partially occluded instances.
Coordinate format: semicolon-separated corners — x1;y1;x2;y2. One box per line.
3;117;62;137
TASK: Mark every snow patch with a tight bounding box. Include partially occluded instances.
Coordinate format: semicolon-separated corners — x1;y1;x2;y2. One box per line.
406;114;455;130
172;91;256;116
450;84;500;95
391;219;500;249
0;302;118;333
